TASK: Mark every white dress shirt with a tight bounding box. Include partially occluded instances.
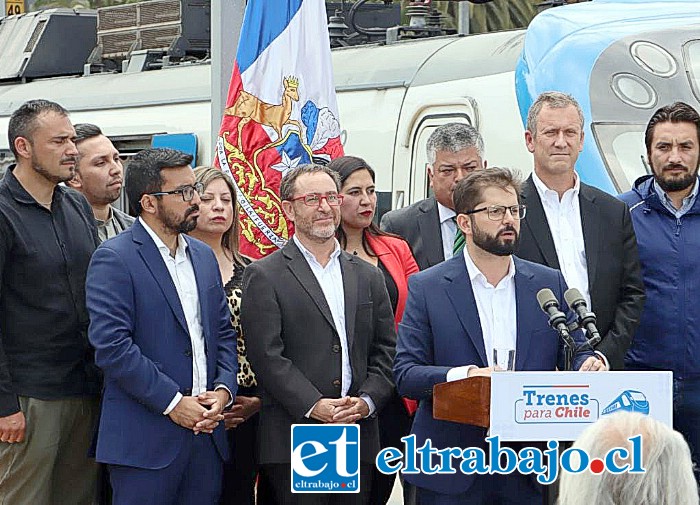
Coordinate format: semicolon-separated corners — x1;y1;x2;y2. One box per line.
438;201;457;261
447;248;517;381
532;171;590;309
140;219;208;415
293;235;375;416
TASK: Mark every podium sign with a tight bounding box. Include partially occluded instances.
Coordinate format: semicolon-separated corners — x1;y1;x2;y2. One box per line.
490;371;673;441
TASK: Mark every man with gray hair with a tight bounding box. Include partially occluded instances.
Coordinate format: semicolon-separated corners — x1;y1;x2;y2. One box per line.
243;164;395;504
559;412;698;505
381;122;487;270
515;91;645;371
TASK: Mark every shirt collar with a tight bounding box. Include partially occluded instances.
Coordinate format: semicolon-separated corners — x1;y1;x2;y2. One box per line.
95;206;114;226
139;217;188;260
293;234;342;267
4;164;63;206
463;246;515;288
653;177;699;211
437;201;456;224
531;170;580;203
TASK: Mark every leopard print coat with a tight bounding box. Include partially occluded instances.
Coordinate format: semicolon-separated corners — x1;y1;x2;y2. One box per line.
225;262;257;388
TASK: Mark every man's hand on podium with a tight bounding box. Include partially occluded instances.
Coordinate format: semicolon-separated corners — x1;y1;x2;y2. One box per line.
467;366;493;378
577;356;607;372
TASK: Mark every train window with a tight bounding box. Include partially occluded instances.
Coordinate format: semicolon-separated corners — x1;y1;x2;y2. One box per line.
591;123;648;192
683;40;700;103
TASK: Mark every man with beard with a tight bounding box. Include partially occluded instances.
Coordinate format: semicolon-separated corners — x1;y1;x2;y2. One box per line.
242;164;395;504
0;100;101;505
515;92;645;372
620;101;700;485
67;123;134;242
394;167;605;505
85;148;237;505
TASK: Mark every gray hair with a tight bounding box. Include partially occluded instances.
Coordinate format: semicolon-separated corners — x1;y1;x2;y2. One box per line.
279;164;341;201
426;123;485;166
558;412;698;505
526;91;584;134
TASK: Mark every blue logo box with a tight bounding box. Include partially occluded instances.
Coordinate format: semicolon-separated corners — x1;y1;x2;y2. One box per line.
291;424;361;493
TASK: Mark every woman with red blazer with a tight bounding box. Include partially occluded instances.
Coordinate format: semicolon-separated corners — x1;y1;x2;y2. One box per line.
328;156;419;505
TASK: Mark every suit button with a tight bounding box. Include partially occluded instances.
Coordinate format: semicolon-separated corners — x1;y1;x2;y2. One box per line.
332;344;340;353
184;350;192;357
332;379;341;388
183;388;192;396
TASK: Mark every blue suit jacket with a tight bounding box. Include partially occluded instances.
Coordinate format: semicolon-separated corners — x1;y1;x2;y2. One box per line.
394;255;591;494
86;219;237;469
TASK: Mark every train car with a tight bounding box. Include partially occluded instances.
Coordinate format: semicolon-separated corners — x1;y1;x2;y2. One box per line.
516;0;700;193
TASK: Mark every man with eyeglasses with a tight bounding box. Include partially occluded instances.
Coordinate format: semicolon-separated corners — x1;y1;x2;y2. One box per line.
515;91;645;372
84;148;237;505
394;167;606;505
381;123;487;270
242;164;395;504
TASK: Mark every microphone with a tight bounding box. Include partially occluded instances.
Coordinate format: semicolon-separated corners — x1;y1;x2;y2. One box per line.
536;288;575;349
564;288;602;347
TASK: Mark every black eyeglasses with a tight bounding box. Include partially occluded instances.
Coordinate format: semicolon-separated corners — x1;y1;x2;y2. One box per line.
147;182;204;202
464;204;527;221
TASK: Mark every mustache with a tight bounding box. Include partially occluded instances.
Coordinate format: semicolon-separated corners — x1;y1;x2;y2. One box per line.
663;163;688;172
185;204;199;217
61;156;78;164
498;225;517;237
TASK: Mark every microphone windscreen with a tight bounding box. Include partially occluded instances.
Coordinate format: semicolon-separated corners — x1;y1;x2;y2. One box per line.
536;288;557;311
564;288;586;309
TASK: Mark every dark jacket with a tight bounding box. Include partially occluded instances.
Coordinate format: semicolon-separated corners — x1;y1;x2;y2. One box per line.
620;175;700;379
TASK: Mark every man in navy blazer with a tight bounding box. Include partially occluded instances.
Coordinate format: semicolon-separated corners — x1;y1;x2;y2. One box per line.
86;148;237;505
394;167;605;505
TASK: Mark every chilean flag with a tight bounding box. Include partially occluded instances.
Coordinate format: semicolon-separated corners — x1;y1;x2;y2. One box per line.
216;0;344;258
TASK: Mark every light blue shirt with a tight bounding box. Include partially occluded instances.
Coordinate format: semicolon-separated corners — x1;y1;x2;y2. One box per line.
653;177;699;218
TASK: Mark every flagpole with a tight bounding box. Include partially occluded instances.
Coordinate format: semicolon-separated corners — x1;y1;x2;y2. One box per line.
210;0;246;164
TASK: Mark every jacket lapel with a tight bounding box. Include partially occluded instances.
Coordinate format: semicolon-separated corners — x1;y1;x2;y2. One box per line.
418;197;445;267
133;220;189;334
521;177;560;268
513;258;537;370
443;257;488;366
186;238;210;352
283;241;336;332
340;253;358;352
579;184;601;288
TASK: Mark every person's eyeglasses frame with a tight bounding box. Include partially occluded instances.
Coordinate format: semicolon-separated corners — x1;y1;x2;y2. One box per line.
463;204;527;221
288;192;344;207
146;182;204;202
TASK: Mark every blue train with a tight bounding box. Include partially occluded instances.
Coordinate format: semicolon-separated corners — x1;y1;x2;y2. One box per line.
602;390;650;415
516;0;700;193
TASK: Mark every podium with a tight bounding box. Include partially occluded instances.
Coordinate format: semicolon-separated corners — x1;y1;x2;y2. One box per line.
433;371;673;441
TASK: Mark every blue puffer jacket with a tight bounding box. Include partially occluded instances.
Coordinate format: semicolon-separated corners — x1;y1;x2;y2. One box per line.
619;175;700;380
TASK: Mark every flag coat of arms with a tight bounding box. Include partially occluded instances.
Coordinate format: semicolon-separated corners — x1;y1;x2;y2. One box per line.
216;0;344;258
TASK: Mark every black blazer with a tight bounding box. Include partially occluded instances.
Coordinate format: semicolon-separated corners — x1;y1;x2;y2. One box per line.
241;240;396;464
516;175;645;370
380;196;444;270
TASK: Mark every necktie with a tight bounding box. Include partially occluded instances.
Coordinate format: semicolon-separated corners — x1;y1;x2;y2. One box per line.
452;217;465;255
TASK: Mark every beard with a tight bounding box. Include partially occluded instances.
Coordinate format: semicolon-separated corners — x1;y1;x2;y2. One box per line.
295;211;339;243
32;155;77;184
653;162;700;193
472;222;519;257
159;203;199;234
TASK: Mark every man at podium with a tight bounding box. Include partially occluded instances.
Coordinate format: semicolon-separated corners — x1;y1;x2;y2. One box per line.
394;167;606;505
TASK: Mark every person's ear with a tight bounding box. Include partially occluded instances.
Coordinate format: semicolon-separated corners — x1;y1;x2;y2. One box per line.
140;194;158;215
282;200;295;222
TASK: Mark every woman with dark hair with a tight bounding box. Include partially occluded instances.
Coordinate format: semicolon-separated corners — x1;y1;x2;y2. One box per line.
188;166;264;505
327;155;419;505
